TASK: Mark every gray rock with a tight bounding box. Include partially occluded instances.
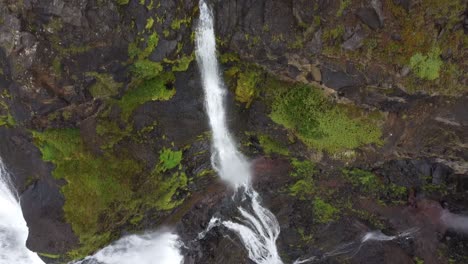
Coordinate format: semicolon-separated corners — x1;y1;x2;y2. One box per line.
322;66;365;90
149;39;178;62
371;0;385;26
393;0;412;12
0;13;21;54
356;8;382;30
23;180;79;254
305;29;322;55
342;27;366;51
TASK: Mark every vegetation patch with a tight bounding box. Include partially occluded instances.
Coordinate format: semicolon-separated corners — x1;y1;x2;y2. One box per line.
117;73;175;120
258;134;290;156
409;47;443;81
223;63;263;107
270;84;382;153
313;198;339;224
156;148;183;172
0;101;16;127
32;129;188;259
86;72;122;98
342;168;407;202
288;159;316;199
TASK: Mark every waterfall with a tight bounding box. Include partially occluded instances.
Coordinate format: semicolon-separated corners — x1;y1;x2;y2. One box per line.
0;160;44;264
195;0;250;188
195;1;283;263
72;231;183;264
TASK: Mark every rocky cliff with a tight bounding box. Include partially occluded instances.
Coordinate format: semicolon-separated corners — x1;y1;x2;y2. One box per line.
0;0;466;263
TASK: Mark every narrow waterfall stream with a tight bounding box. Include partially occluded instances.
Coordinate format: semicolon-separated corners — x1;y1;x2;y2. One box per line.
0;160;44;264
195;1;283;263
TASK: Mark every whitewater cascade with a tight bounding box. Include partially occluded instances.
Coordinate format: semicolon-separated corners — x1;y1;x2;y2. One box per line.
0;160;44;264
195;1;283;263
293;228;419;264
72;231;183;264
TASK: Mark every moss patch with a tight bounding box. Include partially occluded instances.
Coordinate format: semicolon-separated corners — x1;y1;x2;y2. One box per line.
313;198;339;224
343;168;407;203
288;159;316;199
258;134;290;156
409;47;443;81
32;129;188;260
270;84;382;153
86;72;122;98
0;101;16;127
118;73;175;120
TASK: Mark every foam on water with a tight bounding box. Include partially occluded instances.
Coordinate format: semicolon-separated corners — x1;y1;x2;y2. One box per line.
72;231;183;264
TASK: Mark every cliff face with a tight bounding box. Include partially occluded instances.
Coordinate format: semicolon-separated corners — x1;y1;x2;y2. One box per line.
0;0;466;263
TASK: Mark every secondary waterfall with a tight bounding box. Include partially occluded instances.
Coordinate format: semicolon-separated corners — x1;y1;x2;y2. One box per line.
0;160;44;264
195;1;283;263
72;231;183;264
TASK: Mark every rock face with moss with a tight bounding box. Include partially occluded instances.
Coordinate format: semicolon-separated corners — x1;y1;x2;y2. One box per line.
0;0;467;263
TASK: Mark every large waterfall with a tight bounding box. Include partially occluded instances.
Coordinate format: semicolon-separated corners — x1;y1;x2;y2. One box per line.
0;161;44;264
195;1;283;263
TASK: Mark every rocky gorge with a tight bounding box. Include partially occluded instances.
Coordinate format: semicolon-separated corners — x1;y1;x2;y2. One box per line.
0;0;467;263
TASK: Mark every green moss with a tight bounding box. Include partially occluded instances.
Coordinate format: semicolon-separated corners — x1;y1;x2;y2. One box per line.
220;53;240;64
52;57;62;77
288;159;316;199
139;33;159;60
38;253;60;259
131;60;163;80
409;47;443;80
33;128;189;260
258;134;289;156
270;84;382;153
0;101;16;127
96;119;129;149
336;0;351;17
171;17;191;30
157;148;183;172
171;55;194;72
86;72;122;98
343;168;407;202
323;25;344;41
32;129;141;258
343;168;380;195
145;17;154;30
297;227;313;243
116;0;129;5
235;71;260;107
118;74;175;120
313;198;339;224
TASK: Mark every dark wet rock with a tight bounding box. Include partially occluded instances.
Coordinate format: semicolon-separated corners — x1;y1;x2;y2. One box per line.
23;180;79;254
0;127;78;254
134;65;208;146
391;33;402;41
149;39;179;62
393;0;412;12
342;26;366;51
322;66;365;90
356;8;383;30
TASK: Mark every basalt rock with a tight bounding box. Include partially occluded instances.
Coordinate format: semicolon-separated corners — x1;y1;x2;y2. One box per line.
0;0;466;263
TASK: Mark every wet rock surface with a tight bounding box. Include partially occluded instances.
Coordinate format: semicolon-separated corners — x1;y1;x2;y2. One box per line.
0;0;466;263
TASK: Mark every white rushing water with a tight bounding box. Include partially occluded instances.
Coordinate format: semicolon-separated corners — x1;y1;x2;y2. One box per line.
73;231;183;264
195;0;251;188
0;160;44;264
195;1;283;263
293;228;419;264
